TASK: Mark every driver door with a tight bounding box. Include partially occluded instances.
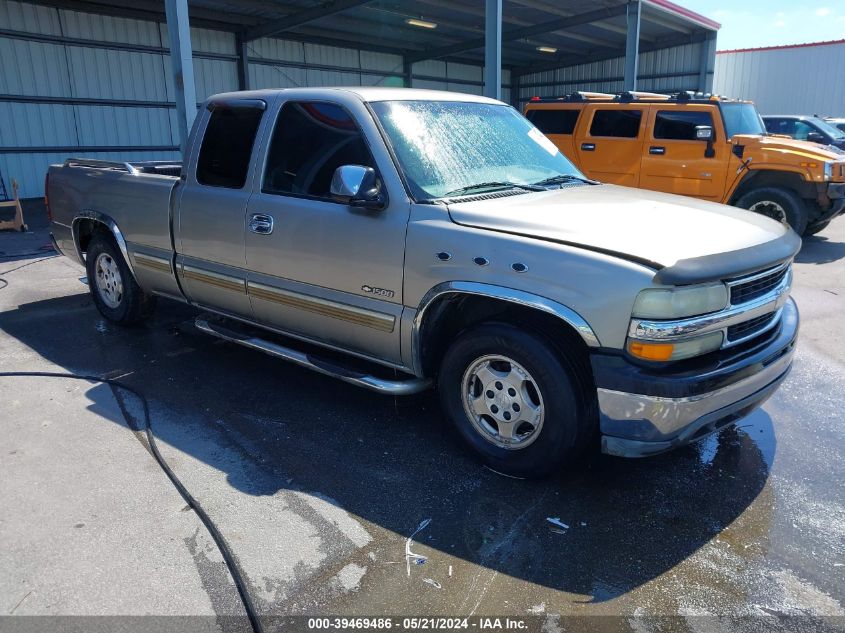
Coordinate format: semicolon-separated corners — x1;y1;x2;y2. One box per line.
243;99;408;365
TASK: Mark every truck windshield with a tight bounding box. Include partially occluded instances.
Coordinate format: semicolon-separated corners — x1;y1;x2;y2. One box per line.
370;100;585;200
720;103;766;138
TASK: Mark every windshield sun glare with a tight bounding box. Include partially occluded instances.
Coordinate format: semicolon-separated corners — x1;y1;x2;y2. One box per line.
371;100;585;200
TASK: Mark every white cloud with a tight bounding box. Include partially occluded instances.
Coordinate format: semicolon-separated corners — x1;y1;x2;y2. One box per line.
816;7;832;16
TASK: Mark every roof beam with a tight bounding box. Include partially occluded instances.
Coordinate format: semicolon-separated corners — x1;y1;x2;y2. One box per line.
507;0;656;42
27;0;257;30
244;0;375;42
406;3;628;63
512;29;706;78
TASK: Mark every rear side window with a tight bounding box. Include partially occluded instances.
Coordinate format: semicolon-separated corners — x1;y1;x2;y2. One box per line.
196;105;264;188
526;109;580;134
263;101;376;199
654;110;715;140
590;109;642;138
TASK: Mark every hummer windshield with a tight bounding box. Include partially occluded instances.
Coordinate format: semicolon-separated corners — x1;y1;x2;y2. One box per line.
371;100;587;200
720;102;767;138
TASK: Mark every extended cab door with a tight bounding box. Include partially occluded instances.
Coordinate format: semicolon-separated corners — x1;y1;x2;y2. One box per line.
175;99;269;317
575;105;646;186
243;96;410;365
639;105;729;201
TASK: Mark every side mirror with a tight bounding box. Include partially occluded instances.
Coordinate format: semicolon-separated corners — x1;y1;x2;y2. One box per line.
696;125;716;158
806;131;826;144
330;165;385;210
695;125;713;140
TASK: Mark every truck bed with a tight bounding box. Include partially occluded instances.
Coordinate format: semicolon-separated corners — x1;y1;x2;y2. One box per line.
48;158;183;259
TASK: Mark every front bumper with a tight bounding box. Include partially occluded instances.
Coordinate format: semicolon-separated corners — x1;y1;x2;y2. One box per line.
591;297;799;458
815;183;845;226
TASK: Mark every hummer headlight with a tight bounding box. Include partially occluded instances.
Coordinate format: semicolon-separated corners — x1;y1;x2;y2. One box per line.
823;161;833;181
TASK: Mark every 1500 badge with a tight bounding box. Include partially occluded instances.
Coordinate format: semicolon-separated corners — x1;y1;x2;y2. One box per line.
362;285;395;298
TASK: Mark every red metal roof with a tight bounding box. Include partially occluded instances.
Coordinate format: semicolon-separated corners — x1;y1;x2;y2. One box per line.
717;39;845;55
645;0;721;31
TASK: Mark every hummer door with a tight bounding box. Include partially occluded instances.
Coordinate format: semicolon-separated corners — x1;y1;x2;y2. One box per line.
575;105;646;186
639;105;729;201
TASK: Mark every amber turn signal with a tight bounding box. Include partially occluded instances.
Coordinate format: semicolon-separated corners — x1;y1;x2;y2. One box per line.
627;340;675;361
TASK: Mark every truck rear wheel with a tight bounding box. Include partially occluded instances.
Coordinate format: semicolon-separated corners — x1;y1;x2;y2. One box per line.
736;186;808;235
437;322;588;478
86;232;156;325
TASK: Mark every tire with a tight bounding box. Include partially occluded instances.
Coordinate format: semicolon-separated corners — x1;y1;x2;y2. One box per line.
85;231;156;325
437;322;591;478
736;187;808;235
803;220;830;237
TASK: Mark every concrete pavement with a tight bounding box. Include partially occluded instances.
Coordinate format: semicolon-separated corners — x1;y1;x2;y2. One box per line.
0;209;843;631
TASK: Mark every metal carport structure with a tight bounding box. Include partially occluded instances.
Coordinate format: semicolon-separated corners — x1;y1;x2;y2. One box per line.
0;0;719;197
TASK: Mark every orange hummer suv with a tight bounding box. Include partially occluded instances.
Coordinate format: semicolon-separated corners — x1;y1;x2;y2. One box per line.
524;91;845;236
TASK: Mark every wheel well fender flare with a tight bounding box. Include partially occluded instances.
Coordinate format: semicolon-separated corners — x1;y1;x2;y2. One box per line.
410;281;601;377
71;210;139;285
728;168;812;205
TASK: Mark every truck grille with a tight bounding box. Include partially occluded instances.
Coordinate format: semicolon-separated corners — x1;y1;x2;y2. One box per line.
730;266;788;305
726;312;777;343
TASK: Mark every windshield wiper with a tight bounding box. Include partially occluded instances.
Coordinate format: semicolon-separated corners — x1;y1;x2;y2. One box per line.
442;181;544;197
532;174;598;187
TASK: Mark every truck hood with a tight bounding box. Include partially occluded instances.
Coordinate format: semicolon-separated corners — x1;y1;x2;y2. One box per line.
447;184;797;280
735;134;845;161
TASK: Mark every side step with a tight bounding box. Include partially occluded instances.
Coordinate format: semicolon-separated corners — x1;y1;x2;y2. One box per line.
194;317;431;396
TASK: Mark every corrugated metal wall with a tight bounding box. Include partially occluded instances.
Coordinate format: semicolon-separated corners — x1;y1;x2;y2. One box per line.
0;0;219;197
0;0;504;198
517;39;714;104
713;42;845;115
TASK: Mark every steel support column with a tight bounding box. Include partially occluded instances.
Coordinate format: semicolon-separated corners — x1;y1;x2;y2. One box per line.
403;58;412;88
511;73;521;108
236;35;250;91
484;0;502;100
624;0;641;91
165;0;197;155
698;31;715;93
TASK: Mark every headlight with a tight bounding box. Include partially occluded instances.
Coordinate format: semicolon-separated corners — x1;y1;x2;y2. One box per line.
824;161;833;181
632;283;728;320
628;331;724;362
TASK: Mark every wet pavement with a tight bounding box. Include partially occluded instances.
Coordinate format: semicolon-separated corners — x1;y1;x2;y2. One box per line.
1;207;843;631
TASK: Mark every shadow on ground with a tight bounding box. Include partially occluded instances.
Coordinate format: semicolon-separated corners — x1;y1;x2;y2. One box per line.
0;291;776;603
796;234;845;265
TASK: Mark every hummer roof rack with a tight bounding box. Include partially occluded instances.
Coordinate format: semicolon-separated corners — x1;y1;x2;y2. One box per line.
527;91;747;104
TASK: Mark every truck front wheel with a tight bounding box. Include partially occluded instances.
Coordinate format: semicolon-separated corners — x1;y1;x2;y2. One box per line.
437;322;589;478
736;187;808;235
86;232;156;325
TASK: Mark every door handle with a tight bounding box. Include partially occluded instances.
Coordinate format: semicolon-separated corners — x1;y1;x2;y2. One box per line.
580;142;596;151
249;213;274;235
649;146;666;155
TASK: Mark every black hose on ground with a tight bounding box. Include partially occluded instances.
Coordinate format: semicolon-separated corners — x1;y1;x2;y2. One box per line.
0;259;264;633
0;371;265;633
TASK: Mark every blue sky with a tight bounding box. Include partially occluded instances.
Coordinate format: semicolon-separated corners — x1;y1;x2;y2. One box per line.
679;1;845;50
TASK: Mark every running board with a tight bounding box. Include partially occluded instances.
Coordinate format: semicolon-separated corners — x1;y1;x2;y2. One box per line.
194;318;431;396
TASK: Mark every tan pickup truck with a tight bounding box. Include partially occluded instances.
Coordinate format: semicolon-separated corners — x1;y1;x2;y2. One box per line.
48;88;799;477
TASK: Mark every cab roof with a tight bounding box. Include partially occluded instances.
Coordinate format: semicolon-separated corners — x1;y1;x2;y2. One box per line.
207;87;505;106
